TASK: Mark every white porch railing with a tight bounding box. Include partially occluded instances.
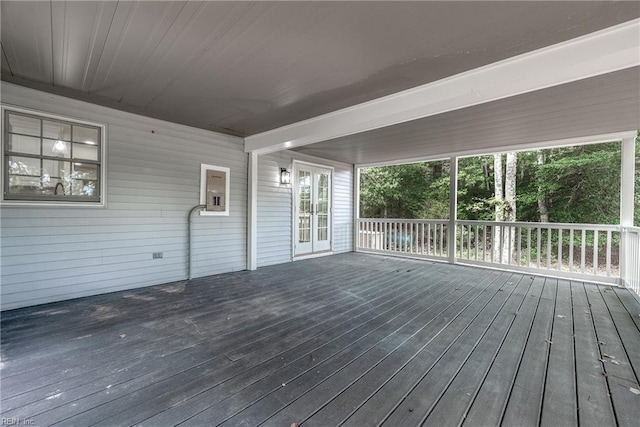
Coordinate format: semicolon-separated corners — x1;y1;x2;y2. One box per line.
456;221;621;284
357;219;450;261
621;226;640;295
357;218;635;286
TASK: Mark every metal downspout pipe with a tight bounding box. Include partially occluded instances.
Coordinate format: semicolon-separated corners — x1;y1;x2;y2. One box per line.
188;205;206;280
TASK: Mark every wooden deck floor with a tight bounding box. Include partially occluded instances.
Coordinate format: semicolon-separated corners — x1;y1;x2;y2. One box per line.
1;253;639;427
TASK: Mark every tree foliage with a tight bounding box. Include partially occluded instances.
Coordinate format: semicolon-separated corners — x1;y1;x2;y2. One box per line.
360;136;640;225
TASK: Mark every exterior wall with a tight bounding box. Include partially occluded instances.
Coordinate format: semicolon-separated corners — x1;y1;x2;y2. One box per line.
257;151;353;267
0;83;247;310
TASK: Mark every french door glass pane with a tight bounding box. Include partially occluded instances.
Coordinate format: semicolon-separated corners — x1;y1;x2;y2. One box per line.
317;173;329;242
298;170;311;243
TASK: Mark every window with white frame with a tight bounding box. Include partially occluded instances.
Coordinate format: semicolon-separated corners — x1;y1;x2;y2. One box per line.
2;107;105;205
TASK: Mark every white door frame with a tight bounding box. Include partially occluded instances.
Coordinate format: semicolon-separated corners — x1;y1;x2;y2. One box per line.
292;160;334;259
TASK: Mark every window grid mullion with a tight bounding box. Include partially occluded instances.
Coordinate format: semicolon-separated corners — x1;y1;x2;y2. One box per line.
3;109;103;203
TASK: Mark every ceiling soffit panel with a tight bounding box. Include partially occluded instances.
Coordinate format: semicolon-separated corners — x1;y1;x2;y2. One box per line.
293;67;640;165
1;1;639;137
1;1;53;83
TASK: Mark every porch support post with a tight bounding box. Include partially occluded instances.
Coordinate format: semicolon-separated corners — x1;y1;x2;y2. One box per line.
620;136;635;227
353;166;360;252
247;151;258;270
620;136;636;286
448;156;458;264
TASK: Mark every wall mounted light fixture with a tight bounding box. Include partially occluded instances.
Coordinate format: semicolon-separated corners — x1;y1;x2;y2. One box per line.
280;168;291;184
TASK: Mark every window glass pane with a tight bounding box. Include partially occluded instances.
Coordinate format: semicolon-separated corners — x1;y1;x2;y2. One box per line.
8;114;40;136
43;160;71;179
72;143;98;161
43;120;71;140
4;110;102;202
41;179;71;196
71;179;97;196
7;156;40;176
73;163;98;180
43;139;71;158
8;176;41;194
7;134;40;155
73;125;99;145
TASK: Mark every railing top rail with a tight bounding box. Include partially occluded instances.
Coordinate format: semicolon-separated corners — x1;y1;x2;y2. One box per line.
455;220;620;231
359;218;622;231
622;226;640;233
358;218;448;224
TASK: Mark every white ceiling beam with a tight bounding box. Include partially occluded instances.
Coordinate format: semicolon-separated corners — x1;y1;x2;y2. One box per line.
245;18;640;155
354;131;638;168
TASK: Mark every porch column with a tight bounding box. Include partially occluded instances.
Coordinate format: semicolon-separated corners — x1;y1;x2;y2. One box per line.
353;166;360;252
620;136;636;227
620;136;636;286
448;156;458;264
247;152;258;270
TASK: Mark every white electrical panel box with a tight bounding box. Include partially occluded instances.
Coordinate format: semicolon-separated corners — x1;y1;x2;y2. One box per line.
200;164;230;216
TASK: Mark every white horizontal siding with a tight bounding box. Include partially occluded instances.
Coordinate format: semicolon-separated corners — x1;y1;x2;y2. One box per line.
0;82;247;310
256;151;353;268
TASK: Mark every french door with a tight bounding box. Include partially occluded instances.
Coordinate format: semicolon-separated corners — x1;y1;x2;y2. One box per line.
294;163;332;257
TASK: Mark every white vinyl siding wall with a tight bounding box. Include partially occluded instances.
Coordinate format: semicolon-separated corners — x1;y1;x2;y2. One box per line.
257;151;353;267
0;83;247;310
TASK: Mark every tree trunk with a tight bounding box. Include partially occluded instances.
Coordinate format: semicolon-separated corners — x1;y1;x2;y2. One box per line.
493;154;503;261
504;152;517;263
537;151;549;222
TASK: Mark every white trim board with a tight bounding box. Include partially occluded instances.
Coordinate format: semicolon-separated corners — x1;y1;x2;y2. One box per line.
245;19;640;155
355;130;638;168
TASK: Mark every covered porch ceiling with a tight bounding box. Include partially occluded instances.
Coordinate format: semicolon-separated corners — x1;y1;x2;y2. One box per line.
1;1;640;164
1;1;639;164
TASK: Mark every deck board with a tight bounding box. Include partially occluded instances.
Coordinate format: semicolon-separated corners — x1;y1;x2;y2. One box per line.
1;253;639;426
541;279;578;426
501;277;557;426
571;280;617;427
585;283;640;426
463;276;545;426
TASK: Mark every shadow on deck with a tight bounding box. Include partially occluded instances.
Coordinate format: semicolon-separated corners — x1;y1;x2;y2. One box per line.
1;253;639;426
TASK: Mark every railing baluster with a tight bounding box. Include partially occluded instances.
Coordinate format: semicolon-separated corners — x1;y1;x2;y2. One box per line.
475;225;479;261
537;227;541;269
558;228;562;271
499;225;504;264
581;229;586;273
482;226;487;262
593;230;599;275
463;224;467;260
440;223;444;257
403;222;407;253
492;225;496;263
606;230;612;277
409;223;413;254
526;227;531;267
507;226;513;265
517;226;522;267
569;229;574;272
546;227;552;269
467;224;471;260
426;223;430;255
